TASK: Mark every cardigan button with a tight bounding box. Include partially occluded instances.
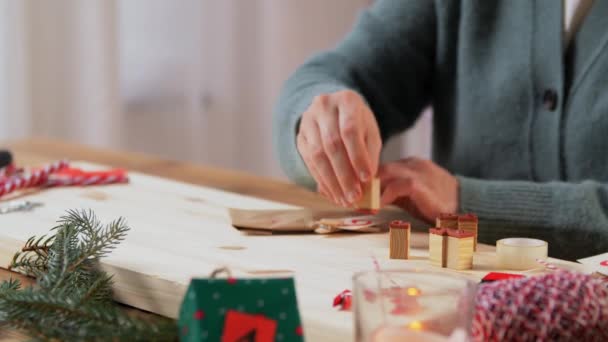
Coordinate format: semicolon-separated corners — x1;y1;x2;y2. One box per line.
542;89;558;111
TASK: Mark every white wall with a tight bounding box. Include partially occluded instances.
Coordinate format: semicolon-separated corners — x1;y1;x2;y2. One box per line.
0;1;30;139
0;0;431;180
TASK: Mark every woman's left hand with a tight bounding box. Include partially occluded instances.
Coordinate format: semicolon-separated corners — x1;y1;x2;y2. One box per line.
378;157;459;223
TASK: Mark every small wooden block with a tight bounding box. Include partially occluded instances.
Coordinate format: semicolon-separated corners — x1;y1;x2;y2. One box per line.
428;228;448;267
389;221;410;259
356;178;380;213
436;213;458;229
446;230;475;270
458;214;478;251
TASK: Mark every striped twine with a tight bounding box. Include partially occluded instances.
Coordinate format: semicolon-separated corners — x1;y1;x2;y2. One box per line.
472;271;608;341
0;160;128;199
0;160;69;198
46;173;128;187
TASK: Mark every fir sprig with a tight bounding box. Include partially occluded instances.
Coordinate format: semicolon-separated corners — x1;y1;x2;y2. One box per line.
9;235;54;277
0;209;177;341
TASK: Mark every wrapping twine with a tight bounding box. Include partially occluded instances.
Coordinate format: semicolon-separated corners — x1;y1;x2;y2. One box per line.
0;160;128;198
473;271;608;341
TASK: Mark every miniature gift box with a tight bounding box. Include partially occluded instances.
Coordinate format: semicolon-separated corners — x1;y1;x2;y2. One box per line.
445;229;475;270
429;228;474;270
458;214;478;251
435;213;459;229
389;220;411;259
179;276;304;342
429;228;449;268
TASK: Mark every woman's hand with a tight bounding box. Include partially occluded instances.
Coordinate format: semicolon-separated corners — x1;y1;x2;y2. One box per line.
378;158;459;223
296;90;382;206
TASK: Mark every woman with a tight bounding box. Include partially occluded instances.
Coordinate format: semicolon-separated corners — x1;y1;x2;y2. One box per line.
273;0;606;260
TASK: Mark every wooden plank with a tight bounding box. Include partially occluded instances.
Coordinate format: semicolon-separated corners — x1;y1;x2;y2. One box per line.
0;140;588;341
2;138;334;209
0;161;360;341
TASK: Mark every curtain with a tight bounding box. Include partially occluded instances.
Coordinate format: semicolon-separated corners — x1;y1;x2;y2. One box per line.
0;0;121;147
0;0;428;179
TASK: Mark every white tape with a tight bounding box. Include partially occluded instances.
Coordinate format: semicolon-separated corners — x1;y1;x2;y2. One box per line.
496;238;548;270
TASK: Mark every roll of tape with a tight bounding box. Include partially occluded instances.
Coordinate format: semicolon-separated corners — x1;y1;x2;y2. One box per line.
496;238;548;270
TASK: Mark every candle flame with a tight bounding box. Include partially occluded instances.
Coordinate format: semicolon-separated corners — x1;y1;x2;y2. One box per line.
406;287;421;296
408;320;423;331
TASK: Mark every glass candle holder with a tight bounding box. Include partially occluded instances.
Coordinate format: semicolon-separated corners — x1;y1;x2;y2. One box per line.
353;269;477;342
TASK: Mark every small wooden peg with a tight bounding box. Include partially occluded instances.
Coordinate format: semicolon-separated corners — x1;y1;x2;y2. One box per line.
356;178;380;214
389;220;411;259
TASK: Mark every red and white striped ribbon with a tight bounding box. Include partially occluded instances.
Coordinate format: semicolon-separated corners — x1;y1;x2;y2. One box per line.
0;163;17;178
46;173;128;187
0;160;69;198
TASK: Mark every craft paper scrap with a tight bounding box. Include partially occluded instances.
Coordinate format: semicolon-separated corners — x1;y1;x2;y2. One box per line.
578;252;608;276
229;208;410;234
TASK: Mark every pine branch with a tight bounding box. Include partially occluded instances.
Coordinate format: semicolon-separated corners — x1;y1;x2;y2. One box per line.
0;279;20;293
0;288;176;341
40;222;80;291
72;216;129;268
0;209;178;341
55;209;101;243
41;212;128;291
9;235;54;276
78;271;114;305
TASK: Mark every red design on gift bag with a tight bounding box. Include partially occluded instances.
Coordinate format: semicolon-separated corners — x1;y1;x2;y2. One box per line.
600;260;608;267
221;310;277;342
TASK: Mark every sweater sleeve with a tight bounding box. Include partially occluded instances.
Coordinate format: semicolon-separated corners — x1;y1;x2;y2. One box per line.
273;0;437;188
458;176;608;260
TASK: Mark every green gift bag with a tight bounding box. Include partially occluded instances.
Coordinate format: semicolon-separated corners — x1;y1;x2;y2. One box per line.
179;269;304;342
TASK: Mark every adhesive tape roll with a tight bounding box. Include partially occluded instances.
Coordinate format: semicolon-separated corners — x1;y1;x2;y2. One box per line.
496;238;548;270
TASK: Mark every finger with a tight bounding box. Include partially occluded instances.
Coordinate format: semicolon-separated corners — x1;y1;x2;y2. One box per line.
377;163;416;188
303;122;349;206
297;129;334;200
337;94;373;182
395;197;428;223
307;154;339;205
310;166;331;200
381;178;415;206
383;178;436;222
317;115;361;205
309;161;329;198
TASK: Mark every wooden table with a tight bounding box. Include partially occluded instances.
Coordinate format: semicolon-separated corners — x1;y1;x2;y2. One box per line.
0;139;328;340
0;138;346;340
0;138;583;341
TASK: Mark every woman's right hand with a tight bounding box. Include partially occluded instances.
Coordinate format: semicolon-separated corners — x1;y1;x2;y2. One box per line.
296;90;382;207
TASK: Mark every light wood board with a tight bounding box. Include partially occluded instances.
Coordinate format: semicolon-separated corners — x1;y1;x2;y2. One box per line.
0;162;584;341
